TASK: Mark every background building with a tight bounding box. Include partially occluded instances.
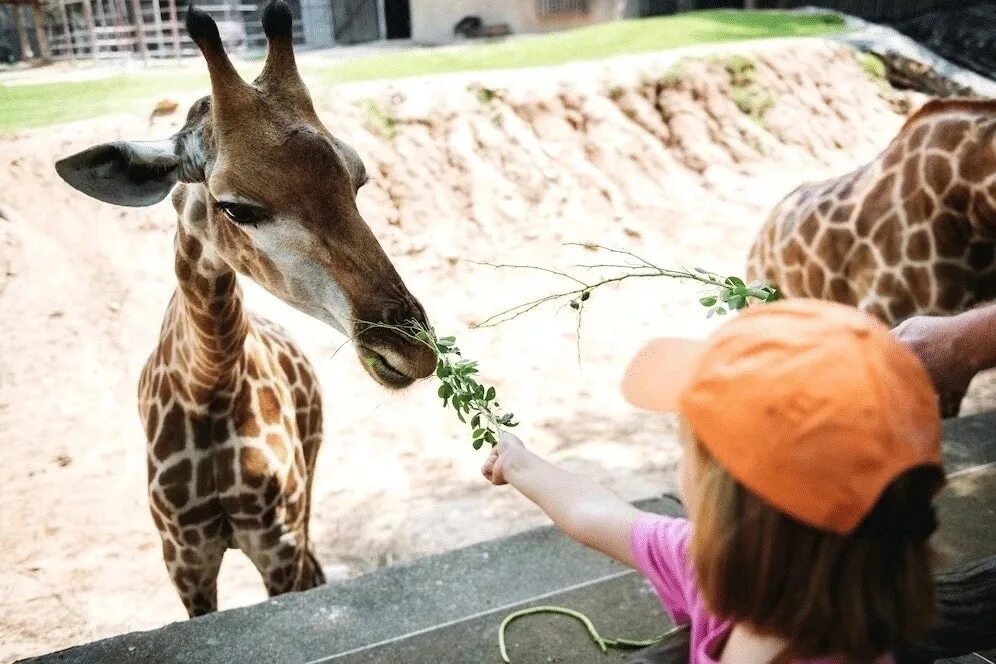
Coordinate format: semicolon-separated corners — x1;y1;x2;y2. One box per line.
0;0;970;63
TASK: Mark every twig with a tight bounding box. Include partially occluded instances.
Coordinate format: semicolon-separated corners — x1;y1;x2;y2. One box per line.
498;605;688;663
472;243;782;330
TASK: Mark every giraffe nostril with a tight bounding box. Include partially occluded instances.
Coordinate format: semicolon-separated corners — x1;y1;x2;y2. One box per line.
381;298;428;330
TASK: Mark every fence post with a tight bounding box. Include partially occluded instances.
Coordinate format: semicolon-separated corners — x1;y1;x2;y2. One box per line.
129;0;147;61
14;3;35;60
80;0;98;59
166;0;180;58
56;0;76;61
30;0;51;60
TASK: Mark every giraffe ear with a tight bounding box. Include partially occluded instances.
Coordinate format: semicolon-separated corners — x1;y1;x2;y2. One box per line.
55;140;180;207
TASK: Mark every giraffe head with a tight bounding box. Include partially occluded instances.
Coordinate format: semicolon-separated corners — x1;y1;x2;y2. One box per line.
55;1;435;389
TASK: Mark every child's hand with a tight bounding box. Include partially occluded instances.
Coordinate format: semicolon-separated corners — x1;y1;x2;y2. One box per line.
481;431;528;486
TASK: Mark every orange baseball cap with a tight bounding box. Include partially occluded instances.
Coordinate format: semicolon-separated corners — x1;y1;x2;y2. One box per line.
622;299;943;535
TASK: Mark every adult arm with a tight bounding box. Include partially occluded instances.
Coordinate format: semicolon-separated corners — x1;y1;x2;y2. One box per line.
892;302;996;414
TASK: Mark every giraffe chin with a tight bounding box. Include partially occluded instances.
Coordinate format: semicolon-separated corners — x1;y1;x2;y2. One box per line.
358;347;417;389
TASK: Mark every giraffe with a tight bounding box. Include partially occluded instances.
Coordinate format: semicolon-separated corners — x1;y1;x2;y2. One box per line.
54;2;436;617
746;98;996;415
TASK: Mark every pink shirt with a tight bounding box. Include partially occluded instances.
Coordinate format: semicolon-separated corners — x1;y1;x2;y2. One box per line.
629;513;894;664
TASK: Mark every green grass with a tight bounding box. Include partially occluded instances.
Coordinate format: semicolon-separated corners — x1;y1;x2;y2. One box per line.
317;10;843;83
0;10;844;134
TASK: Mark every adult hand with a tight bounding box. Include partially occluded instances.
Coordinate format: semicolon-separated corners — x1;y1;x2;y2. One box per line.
892;314;975;417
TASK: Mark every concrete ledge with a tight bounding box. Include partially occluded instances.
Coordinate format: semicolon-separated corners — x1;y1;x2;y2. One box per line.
22;411;996;664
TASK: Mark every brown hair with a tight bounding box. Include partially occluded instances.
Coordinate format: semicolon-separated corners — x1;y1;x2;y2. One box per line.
689;439;943;661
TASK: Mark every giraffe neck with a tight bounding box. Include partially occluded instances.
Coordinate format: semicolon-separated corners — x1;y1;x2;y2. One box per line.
166;221;249;399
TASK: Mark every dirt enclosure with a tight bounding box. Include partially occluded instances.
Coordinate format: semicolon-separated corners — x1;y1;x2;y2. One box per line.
1;38;981;661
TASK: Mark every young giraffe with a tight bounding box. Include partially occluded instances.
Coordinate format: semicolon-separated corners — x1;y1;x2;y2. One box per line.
746;98;996;415
55;2;435;617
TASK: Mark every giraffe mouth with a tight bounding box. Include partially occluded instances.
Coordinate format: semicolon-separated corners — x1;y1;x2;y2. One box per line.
358;346;415;389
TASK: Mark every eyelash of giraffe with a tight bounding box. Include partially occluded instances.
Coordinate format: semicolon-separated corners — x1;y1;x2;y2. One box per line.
216;201;267;228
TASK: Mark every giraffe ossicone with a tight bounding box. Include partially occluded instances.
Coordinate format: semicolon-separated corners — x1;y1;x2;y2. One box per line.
55;0;435;616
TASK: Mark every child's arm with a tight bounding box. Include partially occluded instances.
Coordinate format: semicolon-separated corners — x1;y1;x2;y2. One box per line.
482;431;642;568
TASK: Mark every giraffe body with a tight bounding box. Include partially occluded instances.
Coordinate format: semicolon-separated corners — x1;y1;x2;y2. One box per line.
747;99;996;327
55;2;434;617
139;222;326;616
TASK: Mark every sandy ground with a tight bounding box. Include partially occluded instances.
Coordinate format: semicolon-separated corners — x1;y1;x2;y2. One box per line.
1;39;979;662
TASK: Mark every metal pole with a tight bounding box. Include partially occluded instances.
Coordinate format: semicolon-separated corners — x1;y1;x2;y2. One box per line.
151;0;165;52
56;0;76;61
80;0;98;59
129;0;148;61
166;0;179;57
15;4;36;59
31;1;52;59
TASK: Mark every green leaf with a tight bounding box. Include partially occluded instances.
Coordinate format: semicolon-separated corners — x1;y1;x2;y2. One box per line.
486;386;496;401
728;294;747;310
456;410;467;424
724;276;746;288
436;364;450;379
716;307;728;316
472;438;484;450
699;296;717;307
473;428;486;439
484;431;497;445
438;384;453;399
471;414;482;428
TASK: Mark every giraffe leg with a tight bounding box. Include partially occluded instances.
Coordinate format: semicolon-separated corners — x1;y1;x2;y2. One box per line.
161;534;227;617
235;524;325;596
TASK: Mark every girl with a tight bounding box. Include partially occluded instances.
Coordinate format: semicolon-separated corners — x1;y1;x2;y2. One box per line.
483;299;944;663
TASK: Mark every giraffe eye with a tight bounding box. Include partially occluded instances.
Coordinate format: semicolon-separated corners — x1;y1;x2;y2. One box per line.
217;202;264;226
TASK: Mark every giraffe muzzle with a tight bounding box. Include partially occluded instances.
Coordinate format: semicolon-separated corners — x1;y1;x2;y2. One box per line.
356;339;435;389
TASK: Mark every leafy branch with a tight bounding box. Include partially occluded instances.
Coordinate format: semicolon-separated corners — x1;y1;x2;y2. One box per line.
350;245;779;450
415;325;518;450
355;319;517;451
471;243;782;329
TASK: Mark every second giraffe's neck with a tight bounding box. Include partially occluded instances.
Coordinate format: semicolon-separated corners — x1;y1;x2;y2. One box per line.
169;223;249;393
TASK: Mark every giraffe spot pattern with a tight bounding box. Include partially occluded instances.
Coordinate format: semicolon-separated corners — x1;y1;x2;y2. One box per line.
905;229;932;262
233;382;260;437
159;459;193;486
870;215;903;267
240;447;269;489
970;192;996;229
924;154;953;194
153;404;186;461
258;386;282;425
932;213;972;259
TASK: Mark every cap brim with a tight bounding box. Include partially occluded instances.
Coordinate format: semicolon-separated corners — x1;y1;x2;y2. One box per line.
621;337;705;412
